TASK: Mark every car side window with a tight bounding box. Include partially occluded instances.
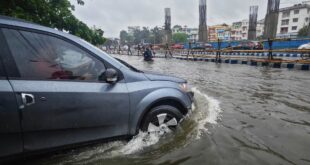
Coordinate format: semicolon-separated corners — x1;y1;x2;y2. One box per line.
2;28;106;81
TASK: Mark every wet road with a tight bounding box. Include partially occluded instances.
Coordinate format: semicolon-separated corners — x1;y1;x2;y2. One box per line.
28;55;310;165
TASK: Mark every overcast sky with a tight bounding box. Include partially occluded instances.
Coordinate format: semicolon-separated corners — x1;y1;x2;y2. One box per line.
70;0;304;38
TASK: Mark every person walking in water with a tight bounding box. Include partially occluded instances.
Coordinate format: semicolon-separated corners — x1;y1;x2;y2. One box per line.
127;44;132;55
150;44;156;57
118;45;121;55
137;44;141;56
187;41;192;59
164;43;172;58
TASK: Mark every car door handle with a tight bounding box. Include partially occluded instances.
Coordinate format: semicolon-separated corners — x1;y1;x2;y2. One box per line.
21;93;35;107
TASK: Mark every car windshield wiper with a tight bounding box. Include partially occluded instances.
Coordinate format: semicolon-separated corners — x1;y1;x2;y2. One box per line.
115;58;143;73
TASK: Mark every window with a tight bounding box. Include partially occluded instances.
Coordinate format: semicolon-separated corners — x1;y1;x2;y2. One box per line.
292;26;298;30
281;19;290;25
280;27;288;34
306;17;309;22
3;29;106;81
294;10;299;14
293;18;298;22
282;11;290;18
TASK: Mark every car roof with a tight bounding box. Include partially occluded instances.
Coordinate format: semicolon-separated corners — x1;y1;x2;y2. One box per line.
0;15;75;39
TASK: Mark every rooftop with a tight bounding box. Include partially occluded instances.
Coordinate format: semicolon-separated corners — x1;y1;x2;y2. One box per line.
279;3;310;12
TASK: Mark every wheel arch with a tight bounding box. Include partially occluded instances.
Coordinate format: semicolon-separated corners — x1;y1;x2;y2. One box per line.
130;90;191;135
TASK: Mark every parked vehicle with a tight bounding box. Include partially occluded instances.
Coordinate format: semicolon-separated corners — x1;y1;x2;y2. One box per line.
0;16;194;160
232;41;263;50
299;43;310;60
171;44;184;49
298;43;310;49
192;42;213;50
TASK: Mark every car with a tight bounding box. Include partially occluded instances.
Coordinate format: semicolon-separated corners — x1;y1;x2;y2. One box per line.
298;43;310;49
232;41;263;50
192;42;213;50
171;44;184;49
0;16;194;160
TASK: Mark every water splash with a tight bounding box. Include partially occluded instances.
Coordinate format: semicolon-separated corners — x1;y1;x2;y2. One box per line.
49;87;222;163
119;131;161;155
191;87;222;139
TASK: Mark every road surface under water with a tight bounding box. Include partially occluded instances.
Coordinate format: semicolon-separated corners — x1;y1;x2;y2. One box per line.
27;55;310;165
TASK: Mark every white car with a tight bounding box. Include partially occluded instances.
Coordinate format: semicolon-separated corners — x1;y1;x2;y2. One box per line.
298;43;310;49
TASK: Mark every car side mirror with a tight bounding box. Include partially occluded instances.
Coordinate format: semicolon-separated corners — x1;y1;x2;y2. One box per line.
104;68;118;83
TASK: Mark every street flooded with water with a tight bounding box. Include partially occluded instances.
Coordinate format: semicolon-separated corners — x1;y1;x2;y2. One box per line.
27;55;310;165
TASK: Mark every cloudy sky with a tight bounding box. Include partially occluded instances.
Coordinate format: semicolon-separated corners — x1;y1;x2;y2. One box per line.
70;0;304;38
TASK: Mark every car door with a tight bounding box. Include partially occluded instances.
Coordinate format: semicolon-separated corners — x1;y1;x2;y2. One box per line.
0;29;23;157
1;28;130;151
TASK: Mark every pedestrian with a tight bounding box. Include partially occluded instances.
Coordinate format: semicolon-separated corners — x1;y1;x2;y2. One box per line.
150;44;156;57
137;44;141;56
114;45;117;54
188;41;192;59
128;44;132;55
118;45;121;55
164;43;172;58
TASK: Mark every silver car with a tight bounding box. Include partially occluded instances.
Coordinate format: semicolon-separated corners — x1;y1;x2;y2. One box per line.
0;16;193;160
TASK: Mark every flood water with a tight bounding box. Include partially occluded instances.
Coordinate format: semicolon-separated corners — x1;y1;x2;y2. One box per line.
27;55;310;165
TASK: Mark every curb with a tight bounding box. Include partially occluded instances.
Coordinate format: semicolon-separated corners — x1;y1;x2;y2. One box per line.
175;57;309;71
178;52;302;58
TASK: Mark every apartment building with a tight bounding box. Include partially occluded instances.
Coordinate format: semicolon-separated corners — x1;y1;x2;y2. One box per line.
277;2;310;38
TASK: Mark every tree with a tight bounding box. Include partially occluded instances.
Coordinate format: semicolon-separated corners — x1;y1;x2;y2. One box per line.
0;0;106;45
172;33;188;43
298;25;310;38
151;26;164;44
120;30;128;45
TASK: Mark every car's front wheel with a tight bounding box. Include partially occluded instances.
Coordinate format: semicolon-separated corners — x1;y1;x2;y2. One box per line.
141;105;183;135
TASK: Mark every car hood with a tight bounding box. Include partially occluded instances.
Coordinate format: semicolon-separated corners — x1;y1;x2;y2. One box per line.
143;71;186;83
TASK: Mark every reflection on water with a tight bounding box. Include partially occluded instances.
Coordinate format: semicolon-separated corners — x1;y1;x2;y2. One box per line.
26;55;310;165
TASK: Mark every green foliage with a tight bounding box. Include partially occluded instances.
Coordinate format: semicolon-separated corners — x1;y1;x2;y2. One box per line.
172;33;188;43
298;25;310;37
151;26;164;44
119;26;163;45
0;0;106;45
120;30;128;45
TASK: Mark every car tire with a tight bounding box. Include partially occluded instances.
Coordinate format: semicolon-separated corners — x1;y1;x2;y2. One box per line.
141;105;183;135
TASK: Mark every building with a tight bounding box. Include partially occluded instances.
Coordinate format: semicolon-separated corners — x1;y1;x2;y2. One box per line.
276;1;310;38
208;24;230;42
231;19;264;41
172;25;199;42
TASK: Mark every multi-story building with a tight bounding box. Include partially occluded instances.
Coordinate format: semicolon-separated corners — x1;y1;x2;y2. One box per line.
172;25;199;42
276;1;310;38
231;19;264;41
208;24;230;42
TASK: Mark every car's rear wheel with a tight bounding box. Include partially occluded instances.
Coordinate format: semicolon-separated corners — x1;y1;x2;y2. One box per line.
141;105;183;135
